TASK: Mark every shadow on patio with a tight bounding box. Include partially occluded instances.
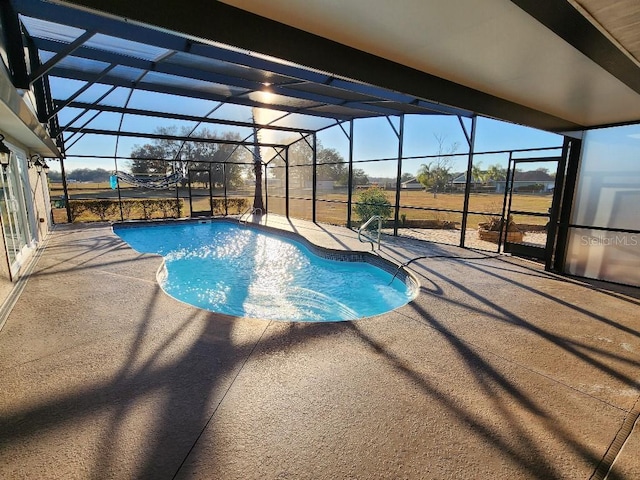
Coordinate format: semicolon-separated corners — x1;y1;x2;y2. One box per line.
0;222;638;479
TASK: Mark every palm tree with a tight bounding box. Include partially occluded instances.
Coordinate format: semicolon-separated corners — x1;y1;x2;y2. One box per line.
471;162;485;185
486;164;507;181
416;162;451;197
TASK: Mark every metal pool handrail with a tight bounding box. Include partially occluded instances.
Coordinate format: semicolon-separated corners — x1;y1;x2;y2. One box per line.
358;215;382;250
239;206;263;225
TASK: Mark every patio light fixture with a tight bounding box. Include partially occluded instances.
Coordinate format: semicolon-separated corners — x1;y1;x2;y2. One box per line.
29;154;40;169
34;158;45;173
28;154;48;173
0;134;11;170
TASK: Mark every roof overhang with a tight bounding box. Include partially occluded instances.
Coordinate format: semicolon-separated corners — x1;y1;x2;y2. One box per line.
0;63;61;157
216;0;640;131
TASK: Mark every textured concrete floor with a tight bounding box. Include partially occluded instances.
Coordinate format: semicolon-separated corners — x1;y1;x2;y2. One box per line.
0;217;639;479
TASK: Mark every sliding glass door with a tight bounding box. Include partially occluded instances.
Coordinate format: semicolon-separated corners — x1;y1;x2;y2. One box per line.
0;151;33;273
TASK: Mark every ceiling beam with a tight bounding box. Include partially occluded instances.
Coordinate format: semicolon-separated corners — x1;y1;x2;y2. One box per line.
62;101;317;134
1;0;30;88
48;67;358;121
30;30;96;84
48;63;116;120
63;127;289;148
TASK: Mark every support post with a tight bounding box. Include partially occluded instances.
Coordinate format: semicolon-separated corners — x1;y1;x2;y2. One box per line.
544;140;568;271
497;152;514;253
59;156;72;223
393;115;404;236
114;157;124;221
347;120;354;228
312;133;317;222
208;165;214;216
459;115;477;247
285;147;290;218
176;161;182;217
223;163;228;216
553;137;582;272
264;163;268;216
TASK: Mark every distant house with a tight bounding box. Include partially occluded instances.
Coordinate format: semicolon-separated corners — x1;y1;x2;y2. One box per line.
494;170;555;193
449;172;483;191
400;177;424;190
449;170;555;193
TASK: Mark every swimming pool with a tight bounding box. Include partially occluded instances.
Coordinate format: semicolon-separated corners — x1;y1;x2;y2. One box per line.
114;221;417;322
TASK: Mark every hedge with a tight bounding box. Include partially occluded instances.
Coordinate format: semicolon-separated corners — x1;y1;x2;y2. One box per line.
62;197;250;222
67;198;183;222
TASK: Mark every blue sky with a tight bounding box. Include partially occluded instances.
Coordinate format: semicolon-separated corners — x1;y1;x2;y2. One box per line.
52;79;564;177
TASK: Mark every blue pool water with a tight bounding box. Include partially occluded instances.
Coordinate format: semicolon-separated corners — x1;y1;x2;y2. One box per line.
114;221;416;322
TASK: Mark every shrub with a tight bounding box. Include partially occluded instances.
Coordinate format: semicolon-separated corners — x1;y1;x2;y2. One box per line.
479;214;521;232
227;197;249;214
212;198;226;215
85;199;118;221
156;199;181;218
354;187;393;223
139;199;159;219
120;200;137;220
516;183;545;193
68;200;87;221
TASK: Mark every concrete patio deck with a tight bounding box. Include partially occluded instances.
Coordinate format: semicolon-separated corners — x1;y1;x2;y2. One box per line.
0;216;638;479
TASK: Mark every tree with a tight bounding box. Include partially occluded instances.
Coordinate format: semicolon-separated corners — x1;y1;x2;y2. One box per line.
182;130;248;189
67;168;111;182
129;126;180;175
252;135;364;190
471;161;488;185
416;163;451;196
128;127;248;190
179;131;217;186
400;172;414;182
317;147;343;166
317;162;348;183
273;139;351;188
352;168;369;186
48;170;62;182
354;187;392;222
317;148;347;184
286;137;314;189
416;134;459;197
209;139;248;188
486;164;507;181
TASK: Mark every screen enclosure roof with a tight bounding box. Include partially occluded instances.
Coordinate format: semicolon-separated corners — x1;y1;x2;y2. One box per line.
13;0;480;156
43;0;640;134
